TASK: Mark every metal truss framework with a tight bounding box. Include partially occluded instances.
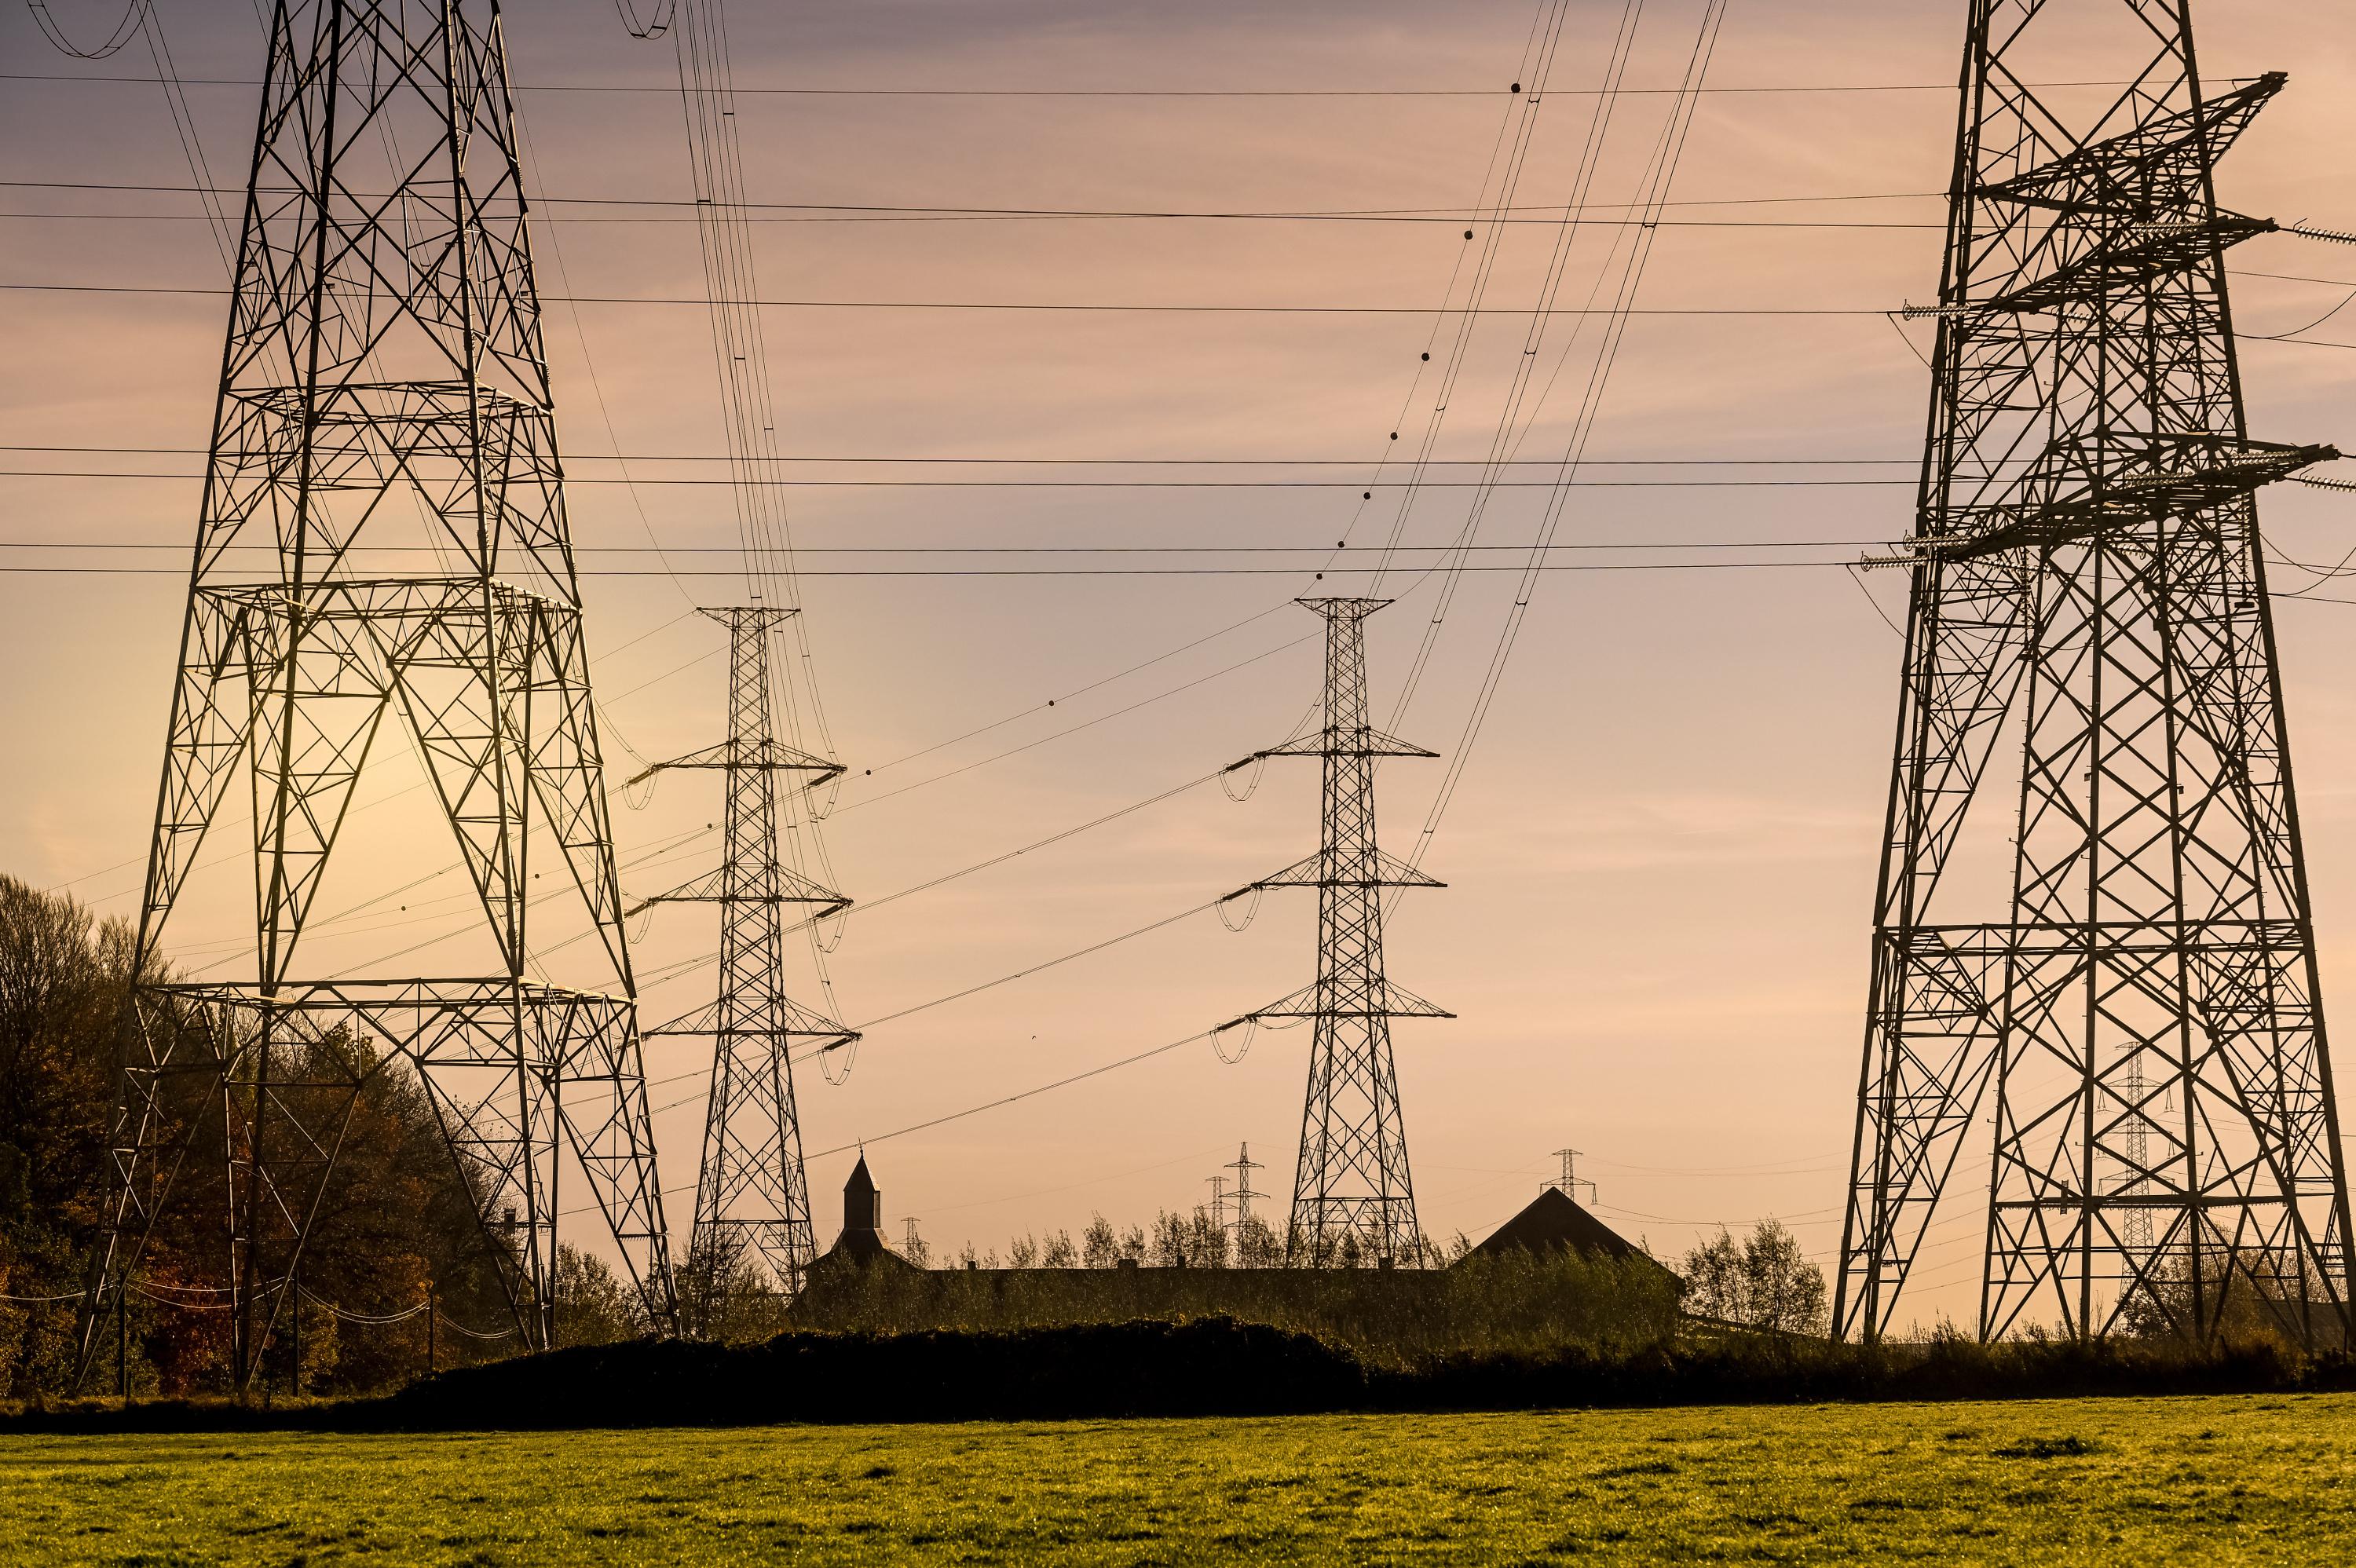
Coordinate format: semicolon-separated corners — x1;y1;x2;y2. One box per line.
627;608;853;1314
1220;598;1451;1265
82;0;678;1381
1836;0;2354;1344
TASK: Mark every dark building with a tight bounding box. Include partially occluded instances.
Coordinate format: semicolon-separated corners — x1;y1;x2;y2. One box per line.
832;1154;888;1259
806;1153;918;1283
1459;1186;1675;1281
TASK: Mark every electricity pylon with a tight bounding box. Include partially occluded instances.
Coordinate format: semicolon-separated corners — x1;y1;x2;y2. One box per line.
1217;599;1451;1265
81;0;677;1382
1836;2;2354;1346
627;607;853;1316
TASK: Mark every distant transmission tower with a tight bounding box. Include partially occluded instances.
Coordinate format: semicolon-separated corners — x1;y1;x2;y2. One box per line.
628;608;854;1316
82;0;676;1381
1219;599;1451;1265
1547;1149;1596;1206
1227;1142;1265;1240
1836;5;2354;1345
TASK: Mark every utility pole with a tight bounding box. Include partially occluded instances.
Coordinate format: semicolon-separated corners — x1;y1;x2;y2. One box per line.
1217;600;1451;1266
1227;1143;1265;1243
77;0;678;1388
1835;5;2354;1347
1547;1149;1597;1207
630;609;853;1322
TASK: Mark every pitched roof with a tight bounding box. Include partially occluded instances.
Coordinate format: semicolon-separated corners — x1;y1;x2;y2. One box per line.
1461;1186;1662;1268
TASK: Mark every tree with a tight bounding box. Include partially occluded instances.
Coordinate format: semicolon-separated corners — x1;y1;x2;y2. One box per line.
2120;1243;2310;1343
1679;1228;1747;1323
551;1244;646;1346
1007;1233;1041;1268
1740;1219;1827;1335
1678;1220;1827;1336
1186;1207;1227;1269
1234;1215;1282;1269
1041;1229;1077;1268
1149;1210;1189;1267
0;875;539;1395
1081;1215;1118;1268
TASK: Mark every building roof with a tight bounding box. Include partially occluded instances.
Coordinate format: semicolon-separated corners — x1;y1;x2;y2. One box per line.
1461;1186;1663;1269
815;1150;910;1269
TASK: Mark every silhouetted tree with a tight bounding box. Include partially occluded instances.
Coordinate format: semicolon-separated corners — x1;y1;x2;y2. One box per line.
1679;1219;1827;1336
0;875;537;1394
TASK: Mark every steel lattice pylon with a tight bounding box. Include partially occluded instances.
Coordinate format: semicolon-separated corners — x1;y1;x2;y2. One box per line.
627;608;853;1319
1220;598;1451;1265
81;0;679;1381
1835;0;2354;1345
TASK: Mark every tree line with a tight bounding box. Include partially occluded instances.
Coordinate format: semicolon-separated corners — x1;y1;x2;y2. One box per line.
0;875;637;1398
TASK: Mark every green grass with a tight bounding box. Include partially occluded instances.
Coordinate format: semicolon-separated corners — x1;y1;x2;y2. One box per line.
10;1394;2356;1564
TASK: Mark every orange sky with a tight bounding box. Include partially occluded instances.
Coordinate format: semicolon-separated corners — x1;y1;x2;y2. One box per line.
7;0;2356;1329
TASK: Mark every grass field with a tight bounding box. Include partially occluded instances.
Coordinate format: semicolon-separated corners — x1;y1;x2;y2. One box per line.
9;1394;2355;1564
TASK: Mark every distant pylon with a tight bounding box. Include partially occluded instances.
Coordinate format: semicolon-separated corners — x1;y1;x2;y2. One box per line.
1547;1149;1596;1206
1206;1173;1228;1236
628;608;854;1314
1216;599;1451;1265
1227;1142;1266;1238
81;0;676;1382
1835;5;2354;1346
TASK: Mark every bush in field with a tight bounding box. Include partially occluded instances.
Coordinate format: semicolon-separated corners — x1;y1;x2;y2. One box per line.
2116;1244;2320;1345
1680;1219;1827;1336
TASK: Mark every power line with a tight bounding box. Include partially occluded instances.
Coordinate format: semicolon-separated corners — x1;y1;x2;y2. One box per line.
0;72;2167;97
0;280;1890;314
9;556;2356;580
0;444;1919;462
0;538;1896;554
0;472;1916;488
0;176;1948;210
0;558;1886;578
0;206;1944;230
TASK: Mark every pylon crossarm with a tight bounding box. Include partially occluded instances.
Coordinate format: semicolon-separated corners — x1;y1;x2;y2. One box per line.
1229;849;1446;897
1985;213;2277;313
646;993;858;1044
1249;726;1440;762
625;738;845;788
625;862;849;919
1227;977;1453;1025
1977;71;2284;211
1935;438;2337;562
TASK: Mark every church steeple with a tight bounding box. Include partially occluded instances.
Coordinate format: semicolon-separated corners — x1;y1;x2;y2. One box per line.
832;1153;887;1258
